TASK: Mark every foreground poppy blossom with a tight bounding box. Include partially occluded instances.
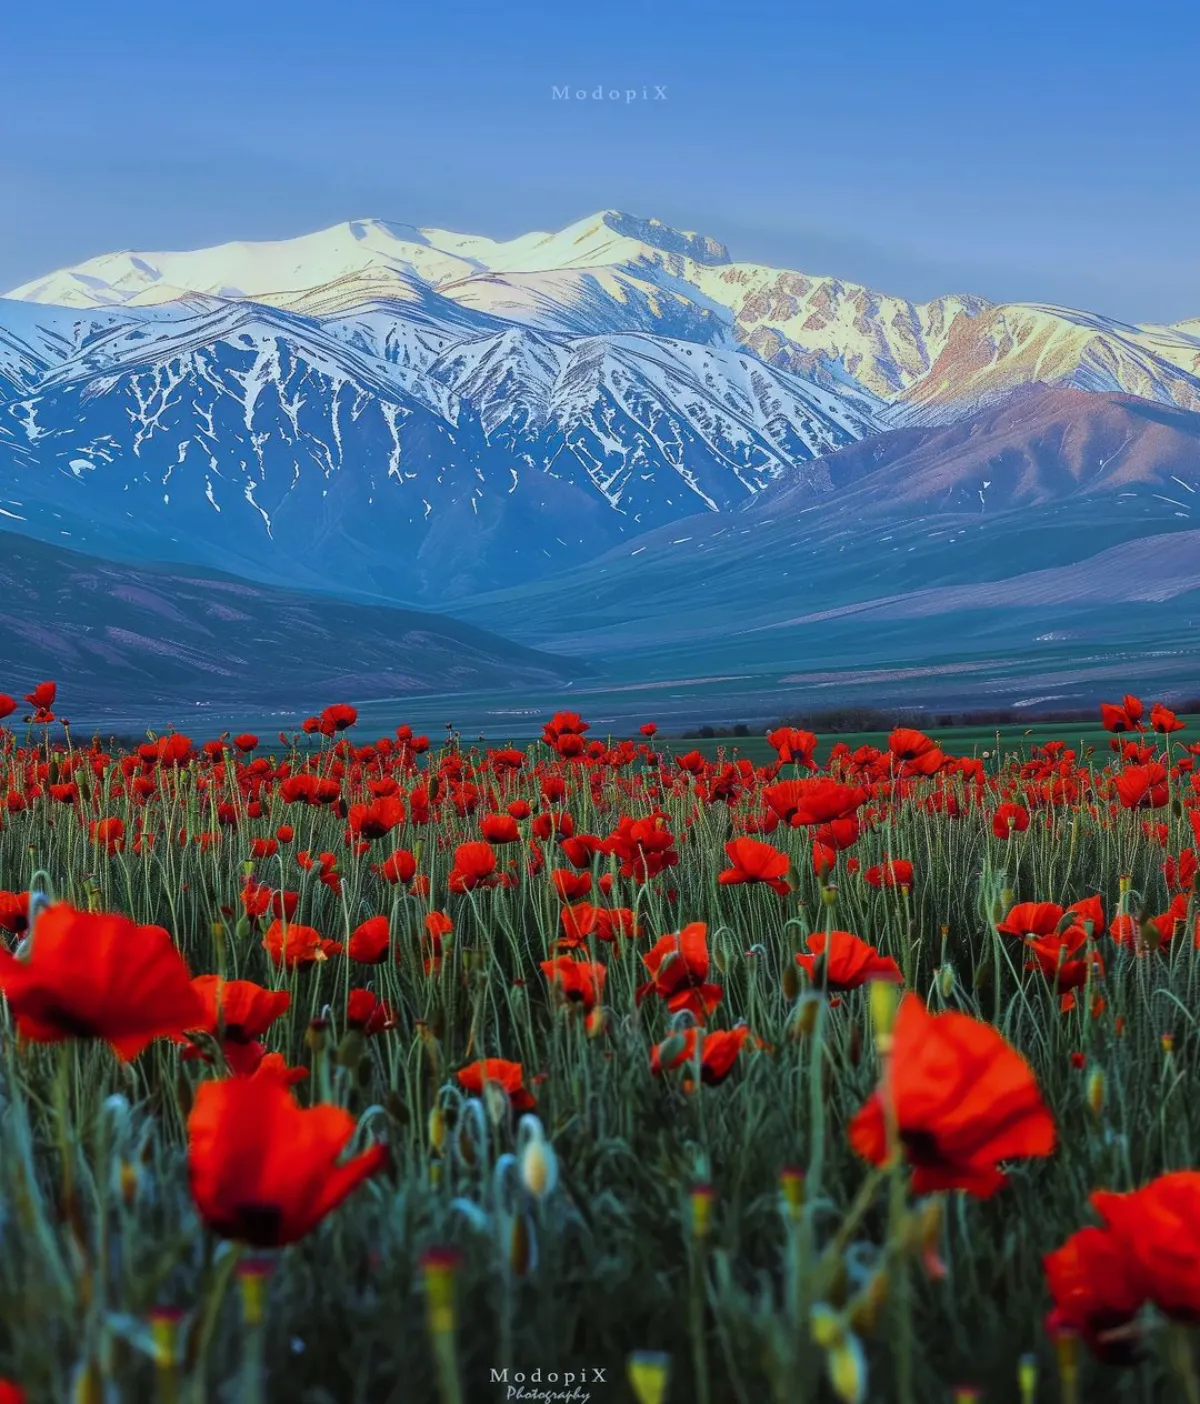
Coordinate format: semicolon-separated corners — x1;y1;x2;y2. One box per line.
1044;1172;1200;1361
182;975;292;1075
456;1058;536;1112
718;837;790;895
650;1025;750;1086
187;1075;386;1247
848;995;1056;1197
540;956;606;1010
637;922;723;1022
795;930;903;992
0;905;206;1061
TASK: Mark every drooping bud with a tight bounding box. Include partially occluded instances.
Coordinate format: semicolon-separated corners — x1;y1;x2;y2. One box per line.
428;1105;446;1155
519;1120;558;1201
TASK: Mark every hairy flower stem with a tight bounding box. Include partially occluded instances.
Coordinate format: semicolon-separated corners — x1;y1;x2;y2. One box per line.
1169;1326;1200;1404
688;1238;711;1404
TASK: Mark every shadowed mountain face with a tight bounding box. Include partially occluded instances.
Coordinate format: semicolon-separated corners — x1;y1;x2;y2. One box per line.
754;386;1200;515
446;389;1200;711
0;530;587;722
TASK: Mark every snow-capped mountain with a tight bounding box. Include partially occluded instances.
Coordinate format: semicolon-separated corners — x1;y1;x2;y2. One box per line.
3;209;1200;606
0;289;879;600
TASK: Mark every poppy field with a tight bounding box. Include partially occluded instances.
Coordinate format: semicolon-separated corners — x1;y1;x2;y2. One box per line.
1;681;1200;1404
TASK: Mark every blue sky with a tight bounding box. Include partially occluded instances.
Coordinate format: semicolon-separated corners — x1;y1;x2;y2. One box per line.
2;0;1197;322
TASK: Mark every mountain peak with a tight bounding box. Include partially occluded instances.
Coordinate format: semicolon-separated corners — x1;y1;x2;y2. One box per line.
584;209;731;266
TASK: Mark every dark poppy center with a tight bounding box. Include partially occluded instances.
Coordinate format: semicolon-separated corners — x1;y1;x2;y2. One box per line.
38;1004;103;1039
230;1202;285;1248
900;1129;951;1168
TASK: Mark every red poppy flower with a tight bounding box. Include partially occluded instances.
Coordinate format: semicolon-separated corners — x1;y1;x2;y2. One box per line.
187;1075;385;1247
347;795;406;840
992;803;1030;839
0;1380;26;1404
637;922;723;1022
1150;703;1185;734
796;930;903;992
848;995;1056;1197
346;988;398;1036
448;840;498;893
540;956;606;1009
88;816;126;855
0;890;29;935
1113;763;1169;810
766;728;817;767
0;905;206;1061
348;915;393;964
863;856;914;889
262;919;342;968
651;1025;750;1087
718;838;790;895
763;778;869;828
1099;695;1145;733
1090;1173;1200;1324
376;849;417;885
1043;1224;1146;1365
456;1058;536;1112
480;813;520;844
551;868;592;901
604;814;679;882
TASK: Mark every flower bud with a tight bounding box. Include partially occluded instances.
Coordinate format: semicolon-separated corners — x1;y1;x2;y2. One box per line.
810;1303;846;1350
827;1335;867;1404
868;979;899;1046
689;1183;715;1241
237;1257;273;1327
627;1351;670;1404
519;1127;558;1201
420;1246;462;1338
1086;1067;1105;1118
1018;1352;1038;1404
938;964;955;999
428;1106;446;1155
779;1166;805;1223
781;962;801;1002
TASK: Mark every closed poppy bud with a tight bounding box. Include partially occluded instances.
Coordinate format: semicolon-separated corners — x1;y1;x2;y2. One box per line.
846;1269;889;1336
482;1081;509;1127
119;1161;139;1208
1018;1353;1037;1404
148;1306;183;1370
788;994;820;1041
779;1166;805;1222
713;942;728;975
627;1351;670;1404
827;1337;867;1404
519;1126;557;1201
428;1106;446;1155
938;964;955;999
241;860;254;878
655;1030;689;1069
235;916;253;940
237;1257;273;1327
689;1183;715;1241
868;979;899;1046
1086;1068;1105;1118
585;1006;607;1039
953;1391;982;1404
810;1303;847;1350
1163;1032;1176;1056
305;1018;328;1055
1119;874;1132;894
336;1029;365;1069
420;1246;461;1338
1053;1327;1080;1393
782;961;801;1001
508;1213;534;1277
